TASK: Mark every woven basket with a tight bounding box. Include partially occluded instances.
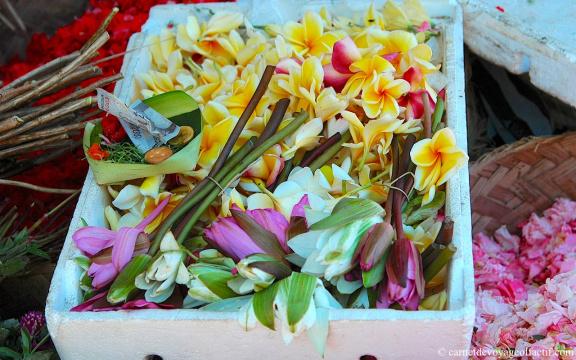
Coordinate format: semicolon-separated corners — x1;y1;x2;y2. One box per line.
470;132;576;235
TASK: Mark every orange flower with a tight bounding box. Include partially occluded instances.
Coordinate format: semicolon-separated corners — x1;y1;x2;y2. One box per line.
87;144;109;161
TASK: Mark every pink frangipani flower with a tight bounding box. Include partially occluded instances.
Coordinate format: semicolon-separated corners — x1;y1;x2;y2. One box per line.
73;196;170;288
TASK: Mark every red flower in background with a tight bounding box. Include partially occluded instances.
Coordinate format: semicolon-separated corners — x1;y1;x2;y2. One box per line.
102;116;127;143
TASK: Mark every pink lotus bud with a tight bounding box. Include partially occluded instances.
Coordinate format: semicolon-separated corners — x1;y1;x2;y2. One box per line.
354;222;394;271
323;63;351;93
331;36;361;74
378;238;424;310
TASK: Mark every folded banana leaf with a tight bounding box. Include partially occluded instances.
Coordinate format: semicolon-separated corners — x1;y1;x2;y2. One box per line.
84;91;202;185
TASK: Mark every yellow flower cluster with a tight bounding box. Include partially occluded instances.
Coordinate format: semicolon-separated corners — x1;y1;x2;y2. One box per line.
137;0;466;212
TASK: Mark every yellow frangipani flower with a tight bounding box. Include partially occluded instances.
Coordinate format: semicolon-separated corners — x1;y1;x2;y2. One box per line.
361;72;410;119
282;117;323;159
275;57;324;116
342;110;403;167
220;188;246;216
283;11;343;57
315;87;349;122
142;192;185;233
138;51;197;99
410;128;468;205
399;43;439;74
341;55;395;97
147;29;177;72
222;72;259;116
188;60;237;104
198;102;237;169
367;29;418;57
381;0;412;31
176;13;244;65
217;31;268;67
364;3;386;29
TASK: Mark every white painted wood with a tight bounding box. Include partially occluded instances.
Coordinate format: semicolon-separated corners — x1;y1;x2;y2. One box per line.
461;0;576;107
46;1;474;359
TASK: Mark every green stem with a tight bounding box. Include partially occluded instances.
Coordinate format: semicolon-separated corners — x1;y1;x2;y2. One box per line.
308;131;351;171
431;97;445;133
151;139;256;254
176;111;309;243
424;243;456;282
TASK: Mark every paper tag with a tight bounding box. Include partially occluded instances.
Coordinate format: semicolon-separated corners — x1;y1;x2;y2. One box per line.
96;88;180;153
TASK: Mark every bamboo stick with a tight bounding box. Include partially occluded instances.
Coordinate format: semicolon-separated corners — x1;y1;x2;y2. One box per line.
0;32;109;113
21;73;121;122
0;121;91;148
0;116;23;134
0;134;70;159
0;52;79;93
0;97;95;140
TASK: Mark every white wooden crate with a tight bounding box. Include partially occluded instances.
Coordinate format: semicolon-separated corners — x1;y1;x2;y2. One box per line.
46;1;474;359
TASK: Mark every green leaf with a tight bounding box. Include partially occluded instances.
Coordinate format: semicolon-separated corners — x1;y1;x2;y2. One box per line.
362;250;388;288
200;295;253;312
307;307;329;357
243;254;291;279
402;194;423;218
252;282;280;330
21;328;31;354
310;198;384;231
80;218;89;227
0;347;20;359
286;273;317;327
26;244;49;259
27;350;54;360
405;191;446;226
74;256;90;270
0;258;28;278
197;270;237;299
142;90;202;137
89;121;103;146
107;254;151;304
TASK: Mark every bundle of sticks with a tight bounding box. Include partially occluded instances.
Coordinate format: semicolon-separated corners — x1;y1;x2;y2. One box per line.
0;8;121;178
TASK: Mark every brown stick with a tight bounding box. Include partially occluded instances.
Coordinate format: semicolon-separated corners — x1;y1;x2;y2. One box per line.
0;134;70;159
81;7;118;52
37;65;102;100
0;179;78;194
0;121;91;147
21;73;121;122
0;116;23;134
0;142;80;178
0;0;26;33
0;11;16;32
207;65;275;178
0;32;109;113
0;52;80;93
0;81;36;104
254;98;289;147
0;97;96;141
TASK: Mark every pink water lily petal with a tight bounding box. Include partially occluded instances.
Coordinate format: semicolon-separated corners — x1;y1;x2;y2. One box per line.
291;195;310;218
87;262;117;289
111;227;141;271
137;196;171;230
73;227;116;256
332;37;361;74
246;208;290;252
70;292;106;311
323;63;351;92
204;216;263;261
